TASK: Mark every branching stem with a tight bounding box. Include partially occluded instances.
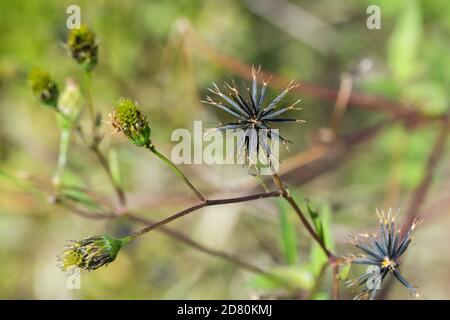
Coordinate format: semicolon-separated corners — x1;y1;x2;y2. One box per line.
128;190;281;239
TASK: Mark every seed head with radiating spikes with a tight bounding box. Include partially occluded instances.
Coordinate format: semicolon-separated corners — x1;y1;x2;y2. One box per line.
346;209;420;300
202;67;304;168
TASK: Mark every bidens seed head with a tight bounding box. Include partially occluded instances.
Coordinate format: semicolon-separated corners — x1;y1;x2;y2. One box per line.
66;26;98;72
28;68;59;108
110;98;151;147
58;235;126;272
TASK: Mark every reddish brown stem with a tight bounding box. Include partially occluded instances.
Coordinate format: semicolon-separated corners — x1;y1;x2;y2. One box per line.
129;191;282;238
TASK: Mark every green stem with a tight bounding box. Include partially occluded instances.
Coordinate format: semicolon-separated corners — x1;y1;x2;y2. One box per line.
147;145;206;202
53;128;71;187
120;235;134;245
84;71;95;134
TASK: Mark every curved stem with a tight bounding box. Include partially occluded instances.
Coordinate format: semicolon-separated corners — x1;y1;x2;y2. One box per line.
147;145;206;203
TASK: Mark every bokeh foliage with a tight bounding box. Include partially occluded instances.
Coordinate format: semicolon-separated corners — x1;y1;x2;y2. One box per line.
0;0;449;299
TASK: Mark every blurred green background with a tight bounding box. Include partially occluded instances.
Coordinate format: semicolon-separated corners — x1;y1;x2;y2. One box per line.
0;0;449;299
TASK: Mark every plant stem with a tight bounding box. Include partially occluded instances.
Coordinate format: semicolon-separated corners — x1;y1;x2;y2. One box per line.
84;71;96;134
75;133;272;275
272;172;342;296
147;145;206;203
128;190;281;239
272;173;333;259
91;145;126;207
53;128;71;187
332;264;340;300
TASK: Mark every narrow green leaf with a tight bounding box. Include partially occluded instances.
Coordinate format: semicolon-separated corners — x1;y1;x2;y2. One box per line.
61;187;100;210
320;203;334;251
108;149;123;188
308;203;334;276
339;263;352;281
277;200;298;265
387;0;422;84
306;201;324;244
309;244;327;277
248;266;314;291
312;292;329;300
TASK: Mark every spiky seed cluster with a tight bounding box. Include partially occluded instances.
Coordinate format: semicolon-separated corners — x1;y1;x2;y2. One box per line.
346;209;420;300
58;235;126;272
109;98;151;147
28;68;59;108
202;66;304;167
66;26;98;72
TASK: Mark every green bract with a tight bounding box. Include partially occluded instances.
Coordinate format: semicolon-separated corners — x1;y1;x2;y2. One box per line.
58;235;128;272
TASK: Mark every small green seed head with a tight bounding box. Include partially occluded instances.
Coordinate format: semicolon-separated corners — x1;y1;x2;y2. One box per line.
66;26;98;72
57;235;125;272
28;68;59;108
110;98;151;147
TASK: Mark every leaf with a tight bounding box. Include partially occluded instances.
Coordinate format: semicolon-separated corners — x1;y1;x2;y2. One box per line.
277;200;298;265
306;201;324;244
387;0;422;84
312;292;329;300
320;204;334;251
249;266;314;291
309;244;328;277
339;264;352;281
108;149;123;188
0;169;26;189
308;203;334;277
61;188;100;210
403;82;448;116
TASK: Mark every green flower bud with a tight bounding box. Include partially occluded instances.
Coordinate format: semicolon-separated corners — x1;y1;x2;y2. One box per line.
57;78;83;129
28;68;59;108
110;98;151;147
57;235;129;272
66;26;98;72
